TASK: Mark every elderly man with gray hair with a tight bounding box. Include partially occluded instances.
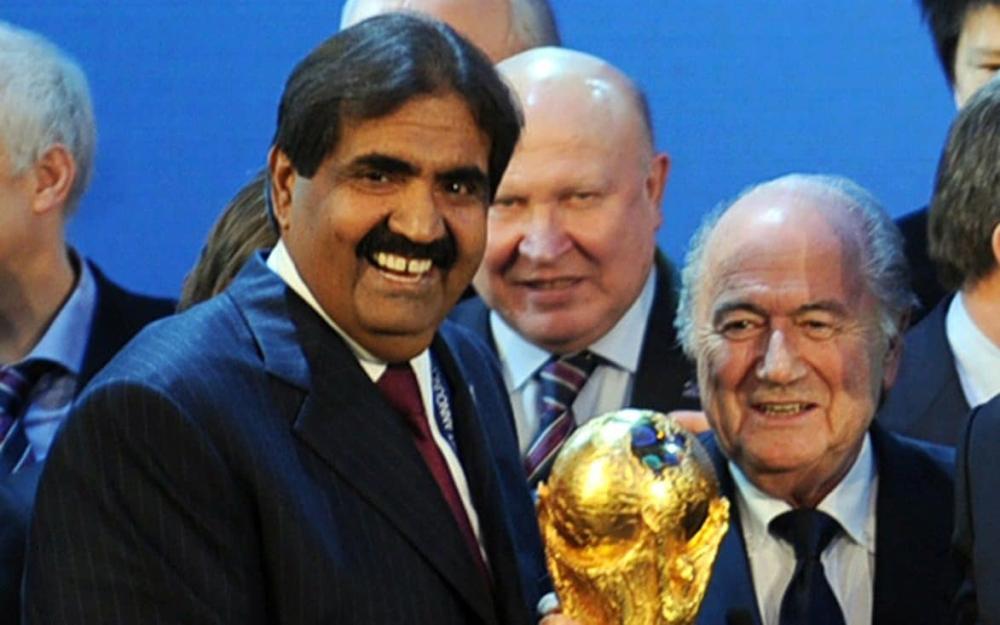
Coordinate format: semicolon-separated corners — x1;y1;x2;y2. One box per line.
671;174;956;625
0;21;173;621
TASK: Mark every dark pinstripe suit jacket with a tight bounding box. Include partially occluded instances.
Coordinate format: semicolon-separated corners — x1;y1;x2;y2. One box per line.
24;255;545;625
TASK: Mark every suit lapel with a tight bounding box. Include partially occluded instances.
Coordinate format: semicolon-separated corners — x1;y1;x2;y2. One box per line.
869;424;955;624
229;256;496;623
696;435;763;625
434;334;531;623
289;300;495;623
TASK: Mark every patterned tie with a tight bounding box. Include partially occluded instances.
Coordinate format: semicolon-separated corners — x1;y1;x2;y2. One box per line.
769;509;847;625
523;351;599;485
0;361;45;474
376;363;489;579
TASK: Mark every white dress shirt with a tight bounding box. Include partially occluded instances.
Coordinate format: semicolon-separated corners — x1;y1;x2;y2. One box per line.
489;267;657;454
731;433;877;625
946;292;1000;408
267;242;485;555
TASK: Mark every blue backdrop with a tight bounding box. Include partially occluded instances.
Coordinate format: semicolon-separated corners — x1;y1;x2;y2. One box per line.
2;1;954;298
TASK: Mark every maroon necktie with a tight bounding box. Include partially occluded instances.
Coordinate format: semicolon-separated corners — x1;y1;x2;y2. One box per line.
377;363;489;579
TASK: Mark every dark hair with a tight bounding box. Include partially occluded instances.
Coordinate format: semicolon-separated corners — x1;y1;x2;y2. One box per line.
929;78;1000;289
272;12;522;200
918;0;1000;86
178;170;276;311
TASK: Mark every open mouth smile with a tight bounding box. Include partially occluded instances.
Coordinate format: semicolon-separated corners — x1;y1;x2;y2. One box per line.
370;251;434;282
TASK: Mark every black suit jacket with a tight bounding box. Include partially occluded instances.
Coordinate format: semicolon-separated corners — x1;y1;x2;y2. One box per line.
878;296;969;446
897;207;947;324
695;424;957;625
25;255;545;625
450;252;698;416
954;394;1000;624
0;260;173;621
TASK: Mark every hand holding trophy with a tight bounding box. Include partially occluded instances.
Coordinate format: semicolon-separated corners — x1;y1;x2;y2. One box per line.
536;409;730;625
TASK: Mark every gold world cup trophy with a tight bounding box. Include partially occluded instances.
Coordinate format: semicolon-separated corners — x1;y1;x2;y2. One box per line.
536;409;730;625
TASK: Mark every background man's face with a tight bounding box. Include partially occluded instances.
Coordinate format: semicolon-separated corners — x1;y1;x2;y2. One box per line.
272;92;490;362
0;141;38;270
343;0;524;62
473;82;663;355
954;4;1000;108
695;188;898;492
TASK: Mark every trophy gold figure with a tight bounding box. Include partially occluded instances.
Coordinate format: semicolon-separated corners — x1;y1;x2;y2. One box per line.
536;409;730;625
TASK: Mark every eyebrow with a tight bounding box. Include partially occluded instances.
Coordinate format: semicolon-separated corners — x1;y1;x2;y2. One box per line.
710;299;849;325
711;301;767;326
346;153;419;177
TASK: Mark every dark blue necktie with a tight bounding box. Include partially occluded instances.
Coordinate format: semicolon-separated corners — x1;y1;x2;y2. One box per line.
769;509;847;625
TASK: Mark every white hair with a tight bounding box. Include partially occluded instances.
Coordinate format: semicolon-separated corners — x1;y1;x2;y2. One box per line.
0;21;96;211
675;173;916;359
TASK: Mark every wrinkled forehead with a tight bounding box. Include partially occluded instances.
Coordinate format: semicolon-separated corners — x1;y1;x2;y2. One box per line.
700;186;870;312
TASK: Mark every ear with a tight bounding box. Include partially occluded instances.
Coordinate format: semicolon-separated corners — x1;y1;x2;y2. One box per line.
991;222;1000;265
644;152;670;229
881;323;906;392
267;147;296;232
31;144;76;216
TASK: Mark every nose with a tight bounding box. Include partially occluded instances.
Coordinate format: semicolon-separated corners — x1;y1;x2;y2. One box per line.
755;329;807;385
389;185;446;243
517;204;572;262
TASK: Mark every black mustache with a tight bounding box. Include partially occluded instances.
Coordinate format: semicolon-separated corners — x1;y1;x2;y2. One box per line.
356;220;457;270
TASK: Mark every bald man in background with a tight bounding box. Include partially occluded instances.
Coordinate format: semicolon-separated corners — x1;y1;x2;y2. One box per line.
340;0;559;62
451;48;699;485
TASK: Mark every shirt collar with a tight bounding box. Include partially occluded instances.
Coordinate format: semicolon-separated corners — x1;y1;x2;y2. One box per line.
26;250;97;375
946;291;1000;407
489;265;657;390
266;240;430;382
730;432;877;554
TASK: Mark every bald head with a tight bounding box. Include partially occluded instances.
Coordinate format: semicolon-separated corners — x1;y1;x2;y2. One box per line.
340;0;559;62
474;47;669;355
498;46;655;155
676;174;914;359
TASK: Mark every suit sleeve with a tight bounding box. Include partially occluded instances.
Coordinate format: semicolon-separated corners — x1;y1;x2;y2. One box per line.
23;380;266;625
953;407;979;625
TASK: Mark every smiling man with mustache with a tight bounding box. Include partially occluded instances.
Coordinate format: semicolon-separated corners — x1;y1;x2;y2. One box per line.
24;14;547;625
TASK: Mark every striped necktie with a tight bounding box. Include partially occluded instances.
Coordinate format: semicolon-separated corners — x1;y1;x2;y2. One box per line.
0;361;46;474
524;351;599;485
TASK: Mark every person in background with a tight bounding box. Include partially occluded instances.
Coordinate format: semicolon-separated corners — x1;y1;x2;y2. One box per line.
0;21;173;621
899;0;1000;321
451;47;699;486
879;76;1000;446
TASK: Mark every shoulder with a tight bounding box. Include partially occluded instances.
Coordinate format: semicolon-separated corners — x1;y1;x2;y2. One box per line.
448;296;492;340
88;260;176;325
872;424;955;482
